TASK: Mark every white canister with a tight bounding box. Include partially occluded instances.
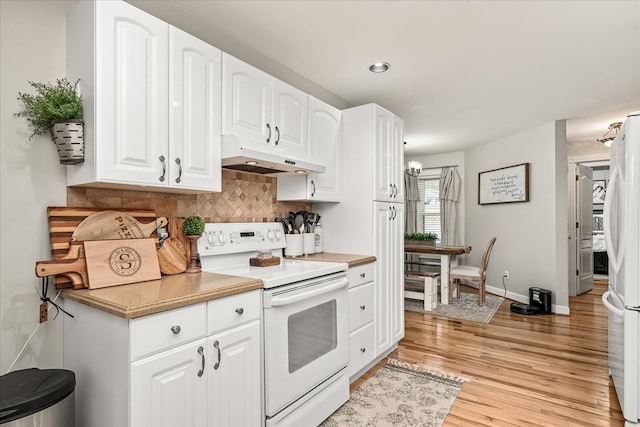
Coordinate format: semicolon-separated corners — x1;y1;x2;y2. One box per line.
303;233;315;255
284;234;303;257
314;224;323;253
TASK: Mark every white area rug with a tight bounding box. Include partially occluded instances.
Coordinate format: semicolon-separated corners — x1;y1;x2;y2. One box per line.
405;291;504;323
321;358;466;427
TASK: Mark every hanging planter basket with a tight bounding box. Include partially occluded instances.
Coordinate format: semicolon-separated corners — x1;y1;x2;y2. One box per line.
51;119;84;165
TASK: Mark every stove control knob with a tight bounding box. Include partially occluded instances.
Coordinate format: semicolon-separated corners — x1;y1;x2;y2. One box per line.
207;232;214;244
267;230;274;240
275;230;282;240
218;233;226;243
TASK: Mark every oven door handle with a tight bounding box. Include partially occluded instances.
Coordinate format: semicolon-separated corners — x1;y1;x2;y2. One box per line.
267;278;348;307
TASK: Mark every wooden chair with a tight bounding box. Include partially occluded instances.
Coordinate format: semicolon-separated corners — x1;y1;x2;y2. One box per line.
449;237;497;306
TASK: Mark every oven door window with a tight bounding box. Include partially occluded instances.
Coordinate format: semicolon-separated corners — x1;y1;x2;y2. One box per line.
288;299;337;373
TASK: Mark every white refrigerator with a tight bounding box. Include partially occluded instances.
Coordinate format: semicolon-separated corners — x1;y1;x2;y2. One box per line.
602;111;640;426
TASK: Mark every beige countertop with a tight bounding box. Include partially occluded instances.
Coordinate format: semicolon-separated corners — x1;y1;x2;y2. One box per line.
290;253;376;267
61;272;263;319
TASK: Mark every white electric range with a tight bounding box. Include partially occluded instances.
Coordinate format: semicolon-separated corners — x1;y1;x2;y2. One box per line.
198;222;349;427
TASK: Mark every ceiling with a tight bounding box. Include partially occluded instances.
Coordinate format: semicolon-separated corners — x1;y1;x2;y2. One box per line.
131;0;640;158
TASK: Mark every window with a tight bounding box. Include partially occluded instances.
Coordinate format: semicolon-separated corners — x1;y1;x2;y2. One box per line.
418;174;441;241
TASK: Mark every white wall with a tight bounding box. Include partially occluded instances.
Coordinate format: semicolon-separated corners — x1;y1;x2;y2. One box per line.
465;121;569;313
0;1;75;374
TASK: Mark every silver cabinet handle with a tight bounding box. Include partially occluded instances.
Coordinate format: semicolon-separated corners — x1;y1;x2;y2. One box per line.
266;123;271;143
175;158;182;184
235;307;244;315
159;155;166;182
274;126;280;145
389;206;393;221
360;347;366;353
389;183;394;197
213;340;221;370
360;273;365;278
170;325;181;334
360;305;366;310
393;184;398;198
197;346;205;377
311;180;316;197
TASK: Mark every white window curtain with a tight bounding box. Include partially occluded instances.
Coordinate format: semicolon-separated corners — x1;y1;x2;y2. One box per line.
404;172;419;234
439;167;460;245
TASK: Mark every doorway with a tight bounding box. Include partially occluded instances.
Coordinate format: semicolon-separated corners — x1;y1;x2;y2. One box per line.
567;159;610;297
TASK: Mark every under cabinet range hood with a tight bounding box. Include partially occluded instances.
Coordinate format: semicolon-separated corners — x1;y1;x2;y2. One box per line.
221;135;326;175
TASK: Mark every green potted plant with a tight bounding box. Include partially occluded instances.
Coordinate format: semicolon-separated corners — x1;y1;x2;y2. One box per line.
14;78;84;165
182;215;205;273
404;232;438;246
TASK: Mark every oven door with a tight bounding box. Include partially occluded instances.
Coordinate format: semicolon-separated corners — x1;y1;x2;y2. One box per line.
263;272;349;417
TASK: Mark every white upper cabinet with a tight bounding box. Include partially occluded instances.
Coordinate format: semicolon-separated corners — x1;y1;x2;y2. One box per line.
373;105;404;202
66;0;221;193
277;96;341;202
169;27;222;192
392;116;405;200
222;53;308;157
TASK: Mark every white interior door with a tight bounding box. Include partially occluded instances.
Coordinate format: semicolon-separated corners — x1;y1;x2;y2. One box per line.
576;164;594;295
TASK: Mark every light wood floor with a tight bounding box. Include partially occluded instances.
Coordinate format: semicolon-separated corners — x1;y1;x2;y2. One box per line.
352;280;625;426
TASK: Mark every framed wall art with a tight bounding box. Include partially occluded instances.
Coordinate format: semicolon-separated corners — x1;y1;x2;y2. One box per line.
478;163;530;205
592;180;606;205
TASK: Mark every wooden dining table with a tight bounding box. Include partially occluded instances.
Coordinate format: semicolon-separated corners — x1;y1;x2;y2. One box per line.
404;244;472;305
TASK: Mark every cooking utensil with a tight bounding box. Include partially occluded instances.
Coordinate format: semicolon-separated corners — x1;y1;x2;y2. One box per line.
71;211;168;241
294;214;304;234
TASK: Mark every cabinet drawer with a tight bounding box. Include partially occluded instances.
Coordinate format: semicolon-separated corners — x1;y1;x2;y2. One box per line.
130;303;206;361
348;263;374;289
349;322;375;378
349;282;374;331
207;290;261;335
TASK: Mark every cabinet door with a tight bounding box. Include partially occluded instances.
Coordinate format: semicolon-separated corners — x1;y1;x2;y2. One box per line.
373;107;393;202
390;203;405;344
209;320;262;427
272;79;308;155
131;339;207;427
170;27;222;192
373;202;392;354
96;0;169;186
307;96;341;201
392;116;405;201
222;53;271;145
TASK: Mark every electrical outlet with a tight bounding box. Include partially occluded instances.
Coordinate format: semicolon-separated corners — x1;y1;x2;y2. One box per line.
504;270;510;279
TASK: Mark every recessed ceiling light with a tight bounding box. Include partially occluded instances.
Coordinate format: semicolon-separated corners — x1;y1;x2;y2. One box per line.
245;161;258;166
294;170;306;174
369;62;390;73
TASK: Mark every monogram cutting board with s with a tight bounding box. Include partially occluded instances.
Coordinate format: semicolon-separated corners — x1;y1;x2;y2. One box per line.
83;239;161;289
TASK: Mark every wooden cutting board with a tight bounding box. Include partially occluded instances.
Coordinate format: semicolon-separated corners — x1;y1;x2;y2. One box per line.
35;242;89;290
47;207;158;288
157;237;188;275
71;211;168;241
84;238;161;289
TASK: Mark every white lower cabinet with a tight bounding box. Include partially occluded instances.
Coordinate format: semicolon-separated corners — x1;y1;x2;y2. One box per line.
131;339;208;427
347;263;376;381
63;290;262;427
208;320;262;427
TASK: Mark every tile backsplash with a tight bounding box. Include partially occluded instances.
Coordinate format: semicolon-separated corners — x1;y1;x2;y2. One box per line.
67;170;311;222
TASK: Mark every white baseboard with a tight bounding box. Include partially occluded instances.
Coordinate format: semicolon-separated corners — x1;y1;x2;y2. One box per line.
482;284;570;316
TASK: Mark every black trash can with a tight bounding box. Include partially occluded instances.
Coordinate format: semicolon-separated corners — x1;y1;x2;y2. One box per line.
0;368;75;426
